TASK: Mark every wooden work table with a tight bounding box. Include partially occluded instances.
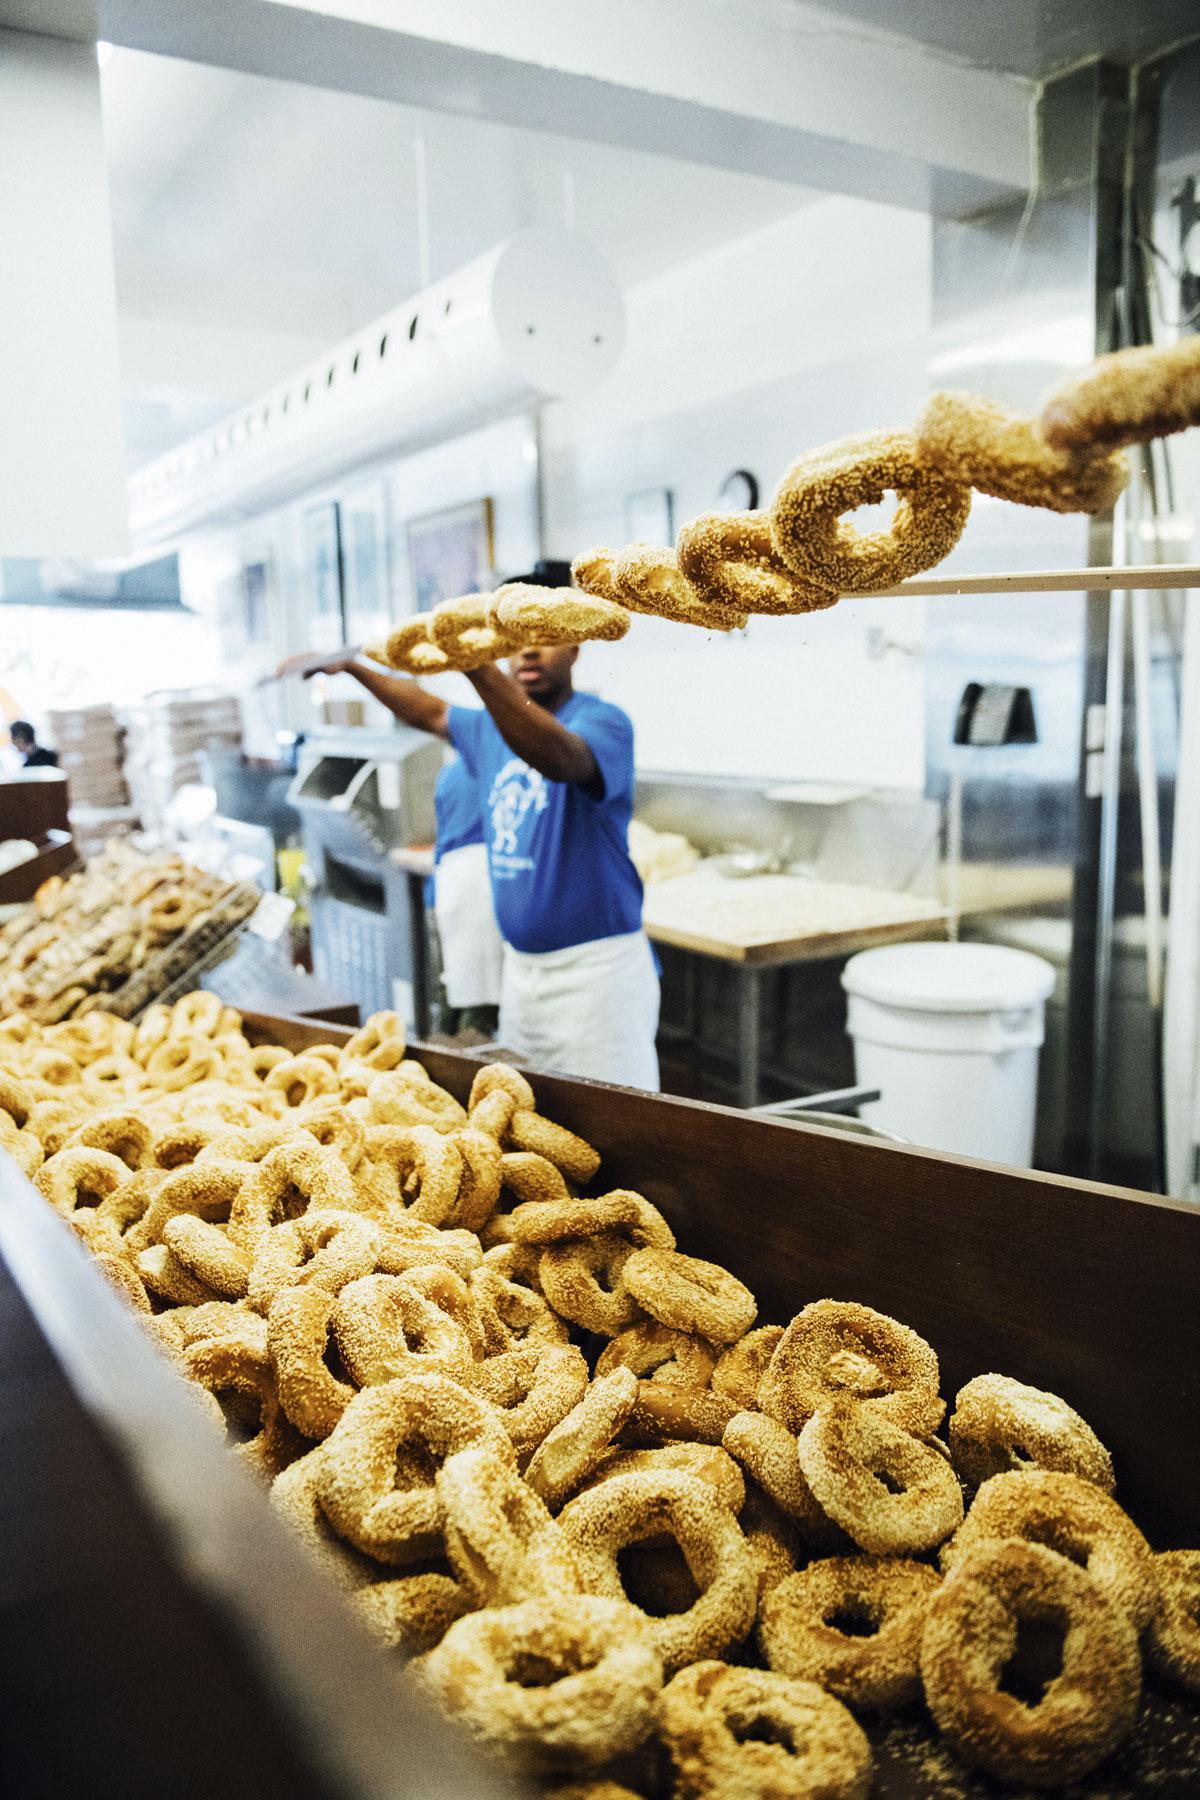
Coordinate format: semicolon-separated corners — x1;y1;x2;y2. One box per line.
641;868;949;967
641;862;1072;1107
392;846;1071;1104
0;1014;1195;1798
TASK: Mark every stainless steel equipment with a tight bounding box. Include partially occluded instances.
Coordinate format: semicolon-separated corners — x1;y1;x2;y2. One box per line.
201;748;302;881
287;727;441;1021
925;55;1191;1188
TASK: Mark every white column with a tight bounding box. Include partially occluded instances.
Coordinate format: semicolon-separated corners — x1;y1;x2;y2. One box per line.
0;29;128;557
1164;586;1200;1201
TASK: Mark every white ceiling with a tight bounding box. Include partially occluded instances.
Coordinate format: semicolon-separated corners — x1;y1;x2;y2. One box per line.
101;48;816;468
773;0;1199;80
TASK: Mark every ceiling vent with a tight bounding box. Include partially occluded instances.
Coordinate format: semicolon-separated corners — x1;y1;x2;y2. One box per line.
128;229;625;548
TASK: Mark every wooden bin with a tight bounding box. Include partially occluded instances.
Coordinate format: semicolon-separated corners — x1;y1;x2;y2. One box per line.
0;1011;1196;1800
249;1012;1200;1549
0;829;79;904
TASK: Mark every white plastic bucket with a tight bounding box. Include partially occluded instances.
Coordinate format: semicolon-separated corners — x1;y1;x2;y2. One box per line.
841;942;1056;1167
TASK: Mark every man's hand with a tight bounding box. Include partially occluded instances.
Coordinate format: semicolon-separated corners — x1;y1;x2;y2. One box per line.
275;648;361;681
271;647;449;737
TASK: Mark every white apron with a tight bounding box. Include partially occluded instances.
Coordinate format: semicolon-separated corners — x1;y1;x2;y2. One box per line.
499;930;660;1091
433;842;504;1009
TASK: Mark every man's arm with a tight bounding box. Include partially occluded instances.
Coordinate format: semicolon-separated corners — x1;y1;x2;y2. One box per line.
275;650;449;738
466;665;600;793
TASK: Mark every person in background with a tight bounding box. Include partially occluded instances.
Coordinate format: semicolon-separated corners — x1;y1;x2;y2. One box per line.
429;753;502;1037
278;570;659;1089
9;721;57;768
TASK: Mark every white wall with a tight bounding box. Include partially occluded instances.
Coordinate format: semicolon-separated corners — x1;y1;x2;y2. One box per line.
540;197;932;787
0;603;221;734
175;195;933;788
0;32;128;557
179;414;540;752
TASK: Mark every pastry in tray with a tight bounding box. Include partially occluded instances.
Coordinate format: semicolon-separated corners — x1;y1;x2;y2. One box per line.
2;1001;1196;1797
0;843;258;1024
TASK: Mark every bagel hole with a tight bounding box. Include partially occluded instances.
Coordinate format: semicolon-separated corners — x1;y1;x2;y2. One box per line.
619;1541;700;1616
731;1713;796;1753
215;1384;262;1445
395;1441;438;1490
872;1465;907;1496
998;1618;1064;1706
322;1333;353;1387
1008;1442;1034;1464
842;492;900;537
824;1601;879;1638
279;1185;308;1223
1023;1524;1090;1570
826;1347;887;1395
507;1649;583;1687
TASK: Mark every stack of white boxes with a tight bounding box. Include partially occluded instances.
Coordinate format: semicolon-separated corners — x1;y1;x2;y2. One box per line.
122;689;244;834
45;703;140;856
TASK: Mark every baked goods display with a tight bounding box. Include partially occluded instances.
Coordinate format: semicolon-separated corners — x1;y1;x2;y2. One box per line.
1;1001;1196;1794
0;843;259;1023
573;337;1200;632
368;582;631;676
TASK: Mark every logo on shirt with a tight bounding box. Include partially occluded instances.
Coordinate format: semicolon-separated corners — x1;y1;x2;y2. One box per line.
488;759;548;866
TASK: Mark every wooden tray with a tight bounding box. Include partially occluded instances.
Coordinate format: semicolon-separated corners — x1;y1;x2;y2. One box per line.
246;1013;1200;1798
0;830;79;905
0;1010;1195;1799
247;1013;1200;1547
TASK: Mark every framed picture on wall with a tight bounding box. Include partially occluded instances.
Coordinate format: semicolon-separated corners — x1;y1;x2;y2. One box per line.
303;500;345;651
211;559;270;662
243;561;270;644
406;497;495;613
340;481;390;647
624;486;674;545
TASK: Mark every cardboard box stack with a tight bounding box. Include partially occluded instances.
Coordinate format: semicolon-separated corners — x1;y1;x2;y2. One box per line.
123;689;243;834
45;703;140;857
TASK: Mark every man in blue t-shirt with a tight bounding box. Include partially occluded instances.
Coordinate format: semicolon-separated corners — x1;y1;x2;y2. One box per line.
280;606;659;1089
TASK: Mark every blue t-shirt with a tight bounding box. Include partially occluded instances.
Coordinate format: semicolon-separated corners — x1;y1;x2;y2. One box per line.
447;691;644;954
433;756;484;865
425;756;483;907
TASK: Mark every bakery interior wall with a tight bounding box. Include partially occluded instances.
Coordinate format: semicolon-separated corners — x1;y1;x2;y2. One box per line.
539;198;931;789
168;185;932;1120
16;22;1192;1172
251;47;1187;1173
188;192;931;794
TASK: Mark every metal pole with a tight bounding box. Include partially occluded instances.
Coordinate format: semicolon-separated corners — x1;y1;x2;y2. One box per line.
1087;581;1126;1178
945;763;963;944
737;966;761;1110
1164;559;1200;1199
